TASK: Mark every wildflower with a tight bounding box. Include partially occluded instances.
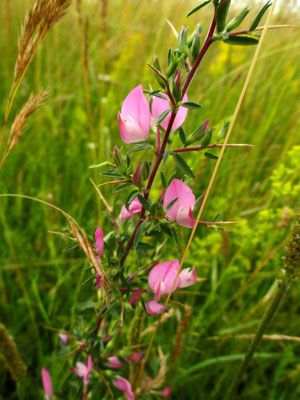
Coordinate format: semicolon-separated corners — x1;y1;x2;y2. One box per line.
145;300;165;315
151;93;188;131
107;357;123;369
118;85;151;143
41;368;52;399
163;179;195;228
95;227;104;259
120;197;142;222
113;376;135;400
71;354;93;386
148;260;197;300
59;333;69;345
124;352;144;363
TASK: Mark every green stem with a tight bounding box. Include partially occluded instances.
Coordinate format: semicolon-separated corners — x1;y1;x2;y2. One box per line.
225;274;292;399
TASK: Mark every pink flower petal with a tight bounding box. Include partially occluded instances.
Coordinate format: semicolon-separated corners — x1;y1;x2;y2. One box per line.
107;357;123;369
95;227;104;258
145;300;165;315
113;376;135;400
178;266;197;288
119;85;150;143
148;260;181;300
120;197;142;222
151;93;188;131
163;179;195;228
41;368;52;399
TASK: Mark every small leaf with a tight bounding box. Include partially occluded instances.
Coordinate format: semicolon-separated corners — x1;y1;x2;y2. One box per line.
127;142;153;153
178;127;186;145
89;161;114;169
134;221;150;249
200;129;212;149
155;109;171;126
125;190;139;211
186;0;211;18
249;1;272;31
137;195;151;211
163;149;171;167
181;101;202;109
113;182;134;193
100;169;122;178
216;0;231;33
166;197;178;211
161;171;167;189
170;226;179;244
173;153;195;178
204;152;218;160
213;212;221;222
223;36;259;46
226;7;250;32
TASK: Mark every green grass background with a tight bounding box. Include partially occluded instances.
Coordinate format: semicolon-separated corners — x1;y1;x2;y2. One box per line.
0;0;299;399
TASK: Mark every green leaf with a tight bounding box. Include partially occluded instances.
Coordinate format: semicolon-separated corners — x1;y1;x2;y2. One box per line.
249;1;272;31
113;182;134;193
204;152;218;160
181;101;202;109
125;190;139;211
89;161;114;169
170;226;179;244
216;120;230;142
223;36;259;46
163;149;171;167
137;195;151;211
155;109;171;127
178;127;186;145
166;197;178;211
173;154;195;178
127;142;153;153
200;129;212;149
161;171;167;189
144;89;168;100
134;221;150;249
186;0;211;18
216;0;231;33
100;169;122;178
226;7;250;32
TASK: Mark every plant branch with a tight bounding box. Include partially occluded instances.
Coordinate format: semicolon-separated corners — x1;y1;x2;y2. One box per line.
229;24;298;37
173;143;253;153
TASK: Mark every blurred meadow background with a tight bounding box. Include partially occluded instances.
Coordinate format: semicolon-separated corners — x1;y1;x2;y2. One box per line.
0;0;299;399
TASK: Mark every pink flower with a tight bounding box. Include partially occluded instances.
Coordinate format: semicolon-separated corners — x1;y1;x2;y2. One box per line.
107;357;123;369
102;333;112;343
145;300;165;315
71;354;93;386
151;93;188;131
120;197;142;222
118;85;151;143
113;376;135;400
163;179;195;228
148;260;181;301
148;260;197;300
59;333;69;345
162;386;171;398
178;266;197;288
95;227;104;259
41;368;52;399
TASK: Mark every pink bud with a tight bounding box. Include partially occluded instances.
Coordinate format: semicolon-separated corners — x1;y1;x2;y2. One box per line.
107;356;123;369
152;93;188;131
145;300;165;315
126;352;144;363
129;289;147;306
175;70;181;90
118;85;151;144
41;368;52;399
133;162;141;186
59;333;69;345
95;227;104;259
113;376;135;400
163;179;195;228
148;260;181;301
162;386;171;398
102;333;112;344
120;197;142;222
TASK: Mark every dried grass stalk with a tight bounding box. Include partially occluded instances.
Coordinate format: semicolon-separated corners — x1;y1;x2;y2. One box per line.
0;323;27;382
7;89;49;153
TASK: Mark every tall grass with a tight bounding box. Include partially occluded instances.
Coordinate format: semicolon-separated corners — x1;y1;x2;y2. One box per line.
0;1;299;398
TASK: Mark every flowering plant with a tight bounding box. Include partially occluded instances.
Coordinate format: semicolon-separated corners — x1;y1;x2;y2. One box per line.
34;1;277;399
